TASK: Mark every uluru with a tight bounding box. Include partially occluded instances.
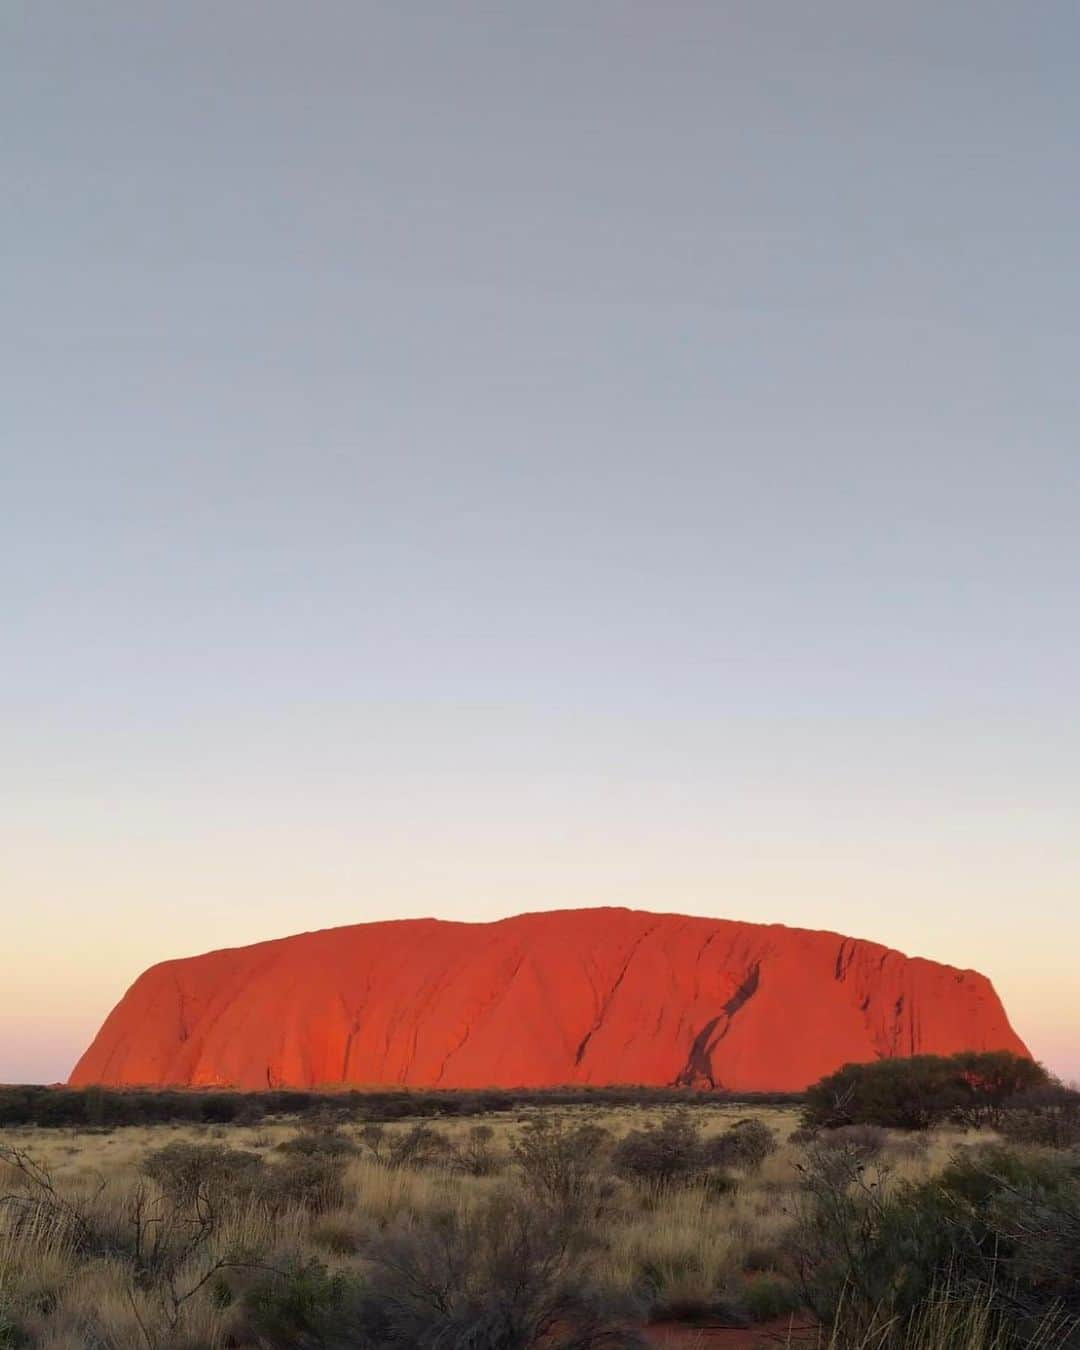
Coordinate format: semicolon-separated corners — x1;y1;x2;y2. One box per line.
70;908;1029;1092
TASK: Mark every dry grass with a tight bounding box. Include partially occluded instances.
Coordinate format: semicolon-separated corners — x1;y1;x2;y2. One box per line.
0;1104;1010;1348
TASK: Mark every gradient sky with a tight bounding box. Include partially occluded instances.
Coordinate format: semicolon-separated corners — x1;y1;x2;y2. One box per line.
3;4;1078;1085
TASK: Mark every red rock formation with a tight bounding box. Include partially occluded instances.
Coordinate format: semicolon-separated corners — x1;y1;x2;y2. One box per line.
69;909;1029;1091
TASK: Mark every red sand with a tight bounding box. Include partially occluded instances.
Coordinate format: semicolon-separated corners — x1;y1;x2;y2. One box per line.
70;907;1028;1090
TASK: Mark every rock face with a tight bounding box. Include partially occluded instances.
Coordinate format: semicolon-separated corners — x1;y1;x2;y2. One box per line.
70;908;1029;1091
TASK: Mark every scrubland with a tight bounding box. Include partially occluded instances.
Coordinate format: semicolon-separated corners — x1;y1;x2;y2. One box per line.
1;1096;1077;1349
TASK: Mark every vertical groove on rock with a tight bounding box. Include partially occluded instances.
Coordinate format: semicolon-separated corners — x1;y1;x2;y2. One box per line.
573;923;659;1067
675;962;762;1088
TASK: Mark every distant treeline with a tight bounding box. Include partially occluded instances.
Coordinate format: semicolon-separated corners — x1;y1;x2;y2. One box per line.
0;1083;804;1128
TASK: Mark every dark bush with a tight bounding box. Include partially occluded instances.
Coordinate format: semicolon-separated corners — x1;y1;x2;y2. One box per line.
950;1050;1057;1128
456;1123;499;1176
611;1114;778;1187
358;1193;643;1348
242;1194;644;1348
357;1122;451;1169
787;1126;818;1146
141;1142;264;1205
699;1171;738;1201
793;1140;1080;1344
357;1123;388;1161
739;1273;802;1324
803;1052;1051;1131
278;1122;359;1160
809;1124;889;1159
386;1124;453;1170
0;1305;28;1349
242;1257;359;1347
741;1243;785;1273
309;1212;368;1255
512;1116;612;1216
999;1083;1080;1150
611;1114;703;1187
258;1153;350;1215
803;1057;959;1130
701;1119;778;1172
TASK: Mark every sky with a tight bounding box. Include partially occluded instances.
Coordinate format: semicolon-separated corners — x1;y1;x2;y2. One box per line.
2;3;1078;1085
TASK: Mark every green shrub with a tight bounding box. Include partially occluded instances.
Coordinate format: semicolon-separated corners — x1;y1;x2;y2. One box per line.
701;1119;778;1172
386;1124;453;1170
357;1121;452;1170
512;1115;612;1216
950;1050;1057;1128
141;1141;264;1205
241;1195;644;1348
999;1084;1080;1150
310;1213;368;1255
278;1123;359;1159
811;1123;889;1159
741;1243;784;1273
259;1153;350;1215
0;1304;28;1350
740;1273;801;1323
358;1123;388;1161
242;1257;360;1347
360;1194;643;1347
611;1114;702;1186
611;1113;777;1187
803;1052;1050;1131
456;1123;499;1176
794;1141;1080;1345
699;1170;738;1200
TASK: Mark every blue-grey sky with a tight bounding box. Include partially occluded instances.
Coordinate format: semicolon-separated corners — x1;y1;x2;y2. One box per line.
3;3;1078;1083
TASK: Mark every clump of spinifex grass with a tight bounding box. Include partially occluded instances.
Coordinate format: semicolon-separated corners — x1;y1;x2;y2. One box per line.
811;1281;1077;1349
